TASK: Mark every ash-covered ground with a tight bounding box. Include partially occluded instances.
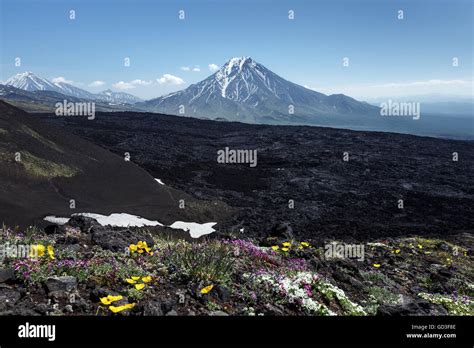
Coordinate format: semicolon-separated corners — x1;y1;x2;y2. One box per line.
41;112;474;241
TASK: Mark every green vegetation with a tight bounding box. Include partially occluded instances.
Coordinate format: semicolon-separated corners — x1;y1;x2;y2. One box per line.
21;151;77;178
161;239;235;284
0;224;472;316
418;292;473;315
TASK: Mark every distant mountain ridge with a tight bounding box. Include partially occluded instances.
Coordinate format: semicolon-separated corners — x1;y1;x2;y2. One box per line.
0;84;145;113
95;89;144;105
2;63;471;139
138;57;380;124
4;72;142;104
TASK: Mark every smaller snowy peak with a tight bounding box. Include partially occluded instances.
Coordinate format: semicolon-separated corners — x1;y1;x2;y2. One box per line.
5;72;58;92
3;72;142;103
14;71;34;79
12;71;37;79
96;89;142;104
101;89;113;96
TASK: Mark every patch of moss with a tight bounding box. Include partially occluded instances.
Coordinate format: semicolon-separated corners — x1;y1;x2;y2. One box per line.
21;151;77;178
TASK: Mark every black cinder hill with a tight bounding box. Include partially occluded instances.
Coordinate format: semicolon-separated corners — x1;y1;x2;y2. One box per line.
0;100;229;227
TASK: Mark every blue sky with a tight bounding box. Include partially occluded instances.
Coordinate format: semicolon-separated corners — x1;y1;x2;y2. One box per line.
0;0;472;100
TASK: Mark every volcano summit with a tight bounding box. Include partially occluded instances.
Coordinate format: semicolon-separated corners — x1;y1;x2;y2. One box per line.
138;57;379;124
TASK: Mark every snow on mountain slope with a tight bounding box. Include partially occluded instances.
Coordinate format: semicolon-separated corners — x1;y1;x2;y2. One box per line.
53;81;97;99
4;72;141;104
5;72;60;92
96;89;142;104
140;57;379;123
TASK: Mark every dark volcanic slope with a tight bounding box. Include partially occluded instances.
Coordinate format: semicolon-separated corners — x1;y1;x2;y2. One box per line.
41;111;474;241
0;101;229;227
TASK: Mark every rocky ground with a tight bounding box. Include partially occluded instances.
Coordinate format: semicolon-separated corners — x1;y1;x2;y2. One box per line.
40;111;474;242
1;110;470;316
0;216;472;316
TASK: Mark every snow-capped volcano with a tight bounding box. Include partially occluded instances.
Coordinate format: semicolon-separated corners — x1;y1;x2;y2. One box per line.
213;56;319;102
140;57;378;123
3;72;141;104
5;72;59;92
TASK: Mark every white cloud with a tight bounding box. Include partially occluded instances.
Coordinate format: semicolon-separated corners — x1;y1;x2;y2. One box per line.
52;76;74;84
180;66;191;71
112;79;153;90
157;74;185;85
112;81;136;90
193;66;200;72
89;80;105;87
130;79;152;86
208;64;219;72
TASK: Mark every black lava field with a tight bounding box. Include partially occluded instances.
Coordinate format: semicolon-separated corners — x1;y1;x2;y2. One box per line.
41;111;474;242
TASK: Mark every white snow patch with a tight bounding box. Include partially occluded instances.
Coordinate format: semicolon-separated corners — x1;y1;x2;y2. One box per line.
44;216;70;225
169;221;217;238
154;178;165;185
43;213;217;238
75;213;163;227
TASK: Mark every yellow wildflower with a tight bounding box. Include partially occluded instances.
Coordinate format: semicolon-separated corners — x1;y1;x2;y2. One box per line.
107;295;123;302
417;244;423;249
129;244;137;252
282;242;291;247
100;295;123;305
30;244;45;258
100;297;112;305
109;303;136;313
373;263;381;268
131;276;140;281
142;276;152;283
200;285;214;294
47;245;55;260
126;278;137;284
394;249;401;254
300;242;310;247
281;247;289;252
271;246;279;251
135;283;145;290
